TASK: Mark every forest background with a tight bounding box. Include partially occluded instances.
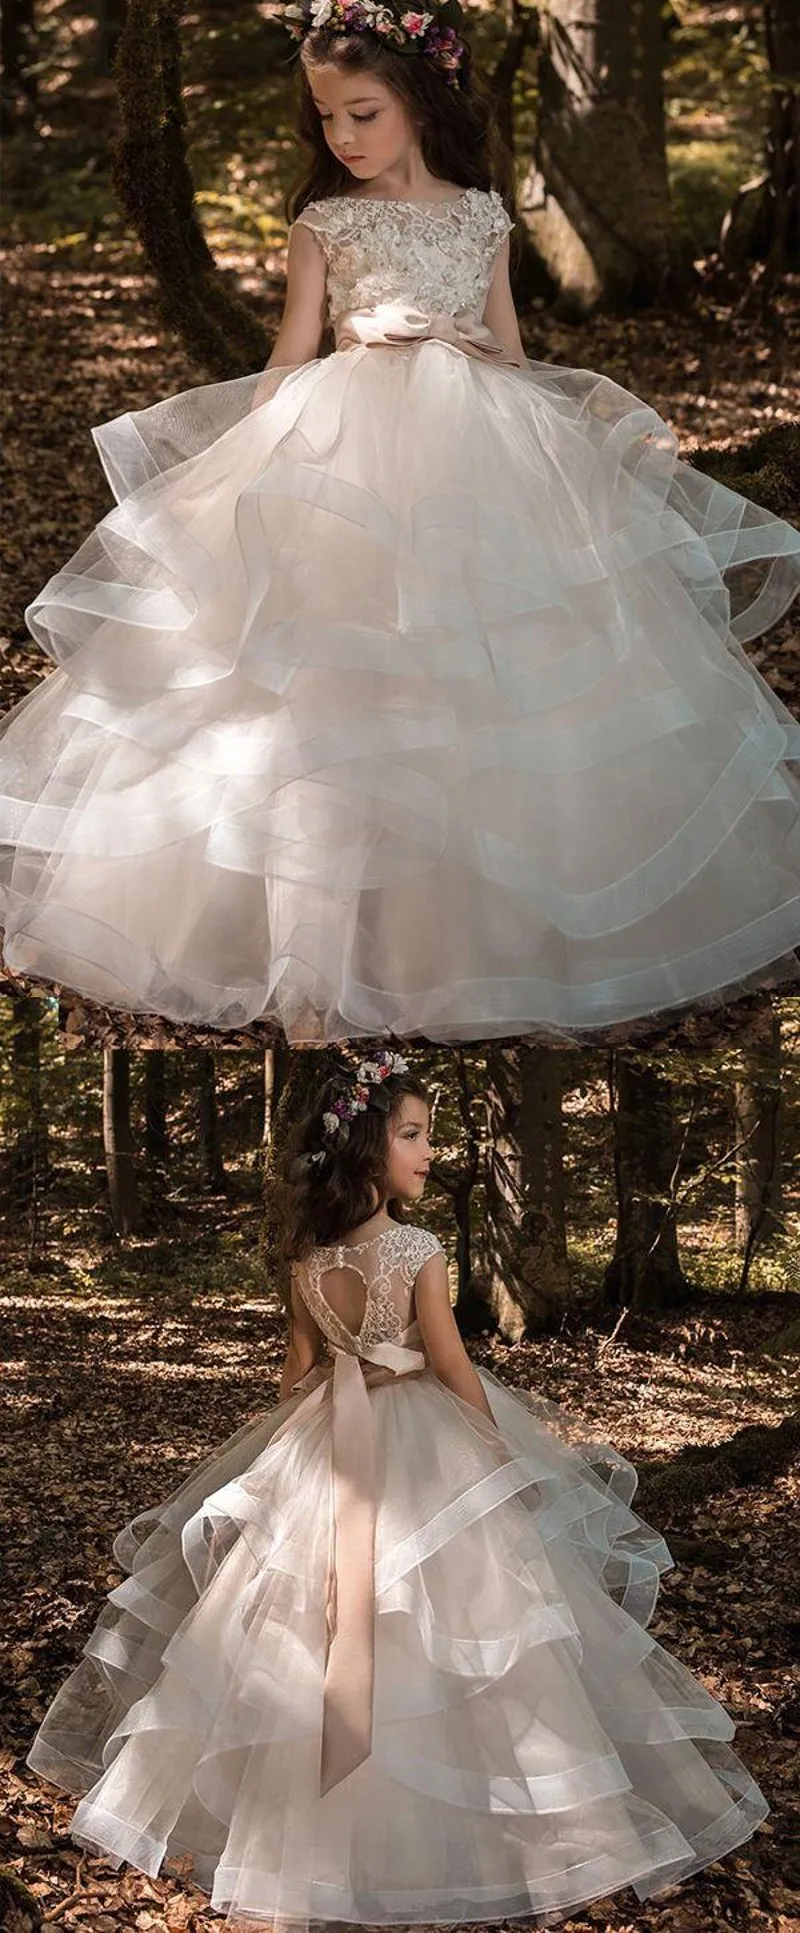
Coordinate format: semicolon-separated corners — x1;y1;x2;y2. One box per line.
1;5;799;1933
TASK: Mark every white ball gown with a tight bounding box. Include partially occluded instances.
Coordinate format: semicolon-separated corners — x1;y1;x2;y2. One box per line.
2;187;800;1040
27;1222;769;1931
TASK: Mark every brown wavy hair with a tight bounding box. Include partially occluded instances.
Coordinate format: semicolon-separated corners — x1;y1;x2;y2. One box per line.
284;29;516;222
275;1068;431;1261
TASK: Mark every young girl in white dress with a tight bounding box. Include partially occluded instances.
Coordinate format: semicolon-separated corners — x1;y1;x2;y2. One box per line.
1;0;799;1043
26;1050;770;1931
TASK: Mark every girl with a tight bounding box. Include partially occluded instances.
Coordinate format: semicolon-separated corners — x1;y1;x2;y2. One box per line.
27;1048;769;1930
1;0;799;1043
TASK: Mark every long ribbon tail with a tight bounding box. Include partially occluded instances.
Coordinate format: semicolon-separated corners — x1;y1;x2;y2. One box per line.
320;1351;378;1796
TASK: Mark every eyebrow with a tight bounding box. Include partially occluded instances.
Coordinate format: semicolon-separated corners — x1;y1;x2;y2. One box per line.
311;95;382;106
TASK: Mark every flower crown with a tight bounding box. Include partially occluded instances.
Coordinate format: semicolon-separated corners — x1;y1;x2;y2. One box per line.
288;1049;411;1181
281;0;467;87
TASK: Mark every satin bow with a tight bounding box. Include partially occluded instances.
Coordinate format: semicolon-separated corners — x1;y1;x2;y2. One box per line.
334;301;520;366
268;1319;428;1796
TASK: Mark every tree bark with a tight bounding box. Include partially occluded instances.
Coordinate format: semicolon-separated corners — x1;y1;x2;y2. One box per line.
262;1042;290;1150
484;1045;569;1338
144;1049;168;1164
604;1052;693;1311
8;992;49;1210
0;0;38;135
103;1048;142;1234
112;0;267;378
518;1047;570;1320
95;0;128;75
734;1011;783;1267
519;0;679;312
261;1046;344;1300
720;0;800;280
197;1050;226;1190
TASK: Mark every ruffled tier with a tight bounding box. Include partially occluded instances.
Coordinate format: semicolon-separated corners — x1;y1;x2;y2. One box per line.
26;1365;769;1930
2;344;799;1040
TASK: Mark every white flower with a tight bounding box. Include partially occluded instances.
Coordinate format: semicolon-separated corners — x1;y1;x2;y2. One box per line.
322;1110;339;1134
310;0;333;22
284;3;307;17
357;1059;384;1083
391;1053;409;1073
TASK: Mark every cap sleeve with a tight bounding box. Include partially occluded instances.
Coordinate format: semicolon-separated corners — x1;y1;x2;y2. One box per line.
487;189;514;251
408;1225;446;1280
292;198;361;260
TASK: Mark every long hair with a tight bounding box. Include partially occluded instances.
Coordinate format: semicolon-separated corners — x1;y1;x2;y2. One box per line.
274;1068;431;1262
285;30;516;222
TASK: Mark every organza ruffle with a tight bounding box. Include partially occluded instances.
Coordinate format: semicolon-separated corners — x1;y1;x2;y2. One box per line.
2;343;799;1039
27;1363;769;1931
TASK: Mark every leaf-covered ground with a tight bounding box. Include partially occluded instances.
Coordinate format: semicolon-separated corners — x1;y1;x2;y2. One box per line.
1;1184;798;1933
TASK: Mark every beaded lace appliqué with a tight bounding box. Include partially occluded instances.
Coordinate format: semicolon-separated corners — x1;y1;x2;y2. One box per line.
294;188;513;329
295;1224;443;1356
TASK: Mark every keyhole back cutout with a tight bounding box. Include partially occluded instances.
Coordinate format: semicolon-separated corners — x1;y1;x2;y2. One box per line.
316;1261;370;1340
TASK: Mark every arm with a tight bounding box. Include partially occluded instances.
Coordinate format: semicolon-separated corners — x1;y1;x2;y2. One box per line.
481;236;528;369
268;222;328;370
277;1265;325;1401
414;1251;497;1423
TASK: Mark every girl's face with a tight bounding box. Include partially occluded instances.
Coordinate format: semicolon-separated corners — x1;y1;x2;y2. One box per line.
307;61;421;184
385;1094;433;1204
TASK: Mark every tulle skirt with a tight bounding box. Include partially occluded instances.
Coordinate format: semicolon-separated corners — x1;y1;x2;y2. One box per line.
26;1362;769;1931
2;341;800;1040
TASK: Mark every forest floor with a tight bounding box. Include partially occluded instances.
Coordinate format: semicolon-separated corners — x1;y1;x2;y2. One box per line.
1;1185;799;1933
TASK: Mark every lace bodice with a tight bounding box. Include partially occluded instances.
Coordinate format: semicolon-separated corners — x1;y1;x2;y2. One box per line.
294;1222;444;1357
294;188;513;328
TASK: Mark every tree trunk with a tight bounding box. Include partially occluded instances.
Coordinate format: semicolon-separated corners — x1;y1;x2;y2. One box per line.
734;1011;783;1268
604;1053;693;1311
720;0;800;279
103;1048;142;1234
197;1050;226;1190
8;993;49;1209
484;1045;569;1338
518;1047;570;1321
261;1047;343;1302
0;0;38;135
520;0;678;312
763;0;800;281
144;1049;168;1164
262;1042;290;1150
95;0;128;75
112;0;267;378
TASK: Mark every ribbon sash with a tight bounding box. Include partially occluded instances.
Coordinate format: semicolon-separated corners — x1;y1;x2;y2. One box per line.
269;1322;428;1795
334;301;521;367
